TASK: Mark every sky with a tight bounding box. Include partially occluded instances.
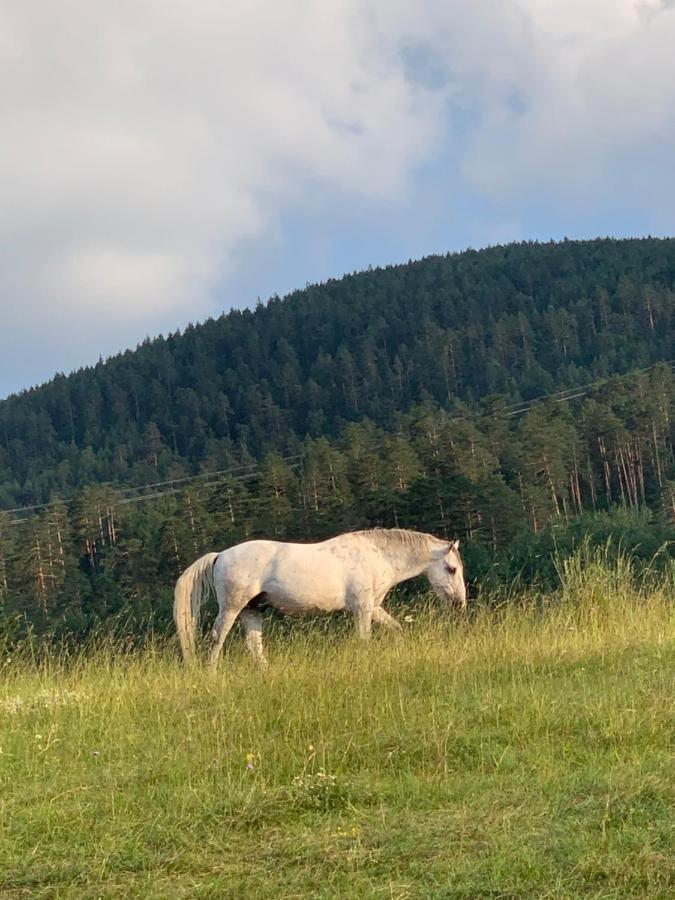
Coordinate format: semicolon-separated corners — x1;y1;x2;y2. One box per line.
1;0;675;399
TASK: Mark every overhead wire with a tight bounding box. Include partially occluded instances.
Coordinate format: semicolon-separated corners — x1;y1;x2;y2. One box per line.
1;358;673;526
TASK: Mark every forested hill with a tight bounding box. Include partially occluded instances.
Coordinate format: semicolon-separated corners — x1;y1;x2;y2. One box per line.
1;237;674;508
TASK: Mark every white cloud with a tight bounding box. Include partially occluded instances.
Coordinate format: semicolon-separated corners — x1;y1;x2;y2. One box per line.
452;1;675;209
47;245;194;317
1;1;450;393
1;1;674;395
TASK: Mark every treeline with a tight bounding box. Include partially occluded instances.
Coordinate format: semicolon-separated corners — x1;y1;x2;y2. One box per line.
1;238;674;509
1;364;673;641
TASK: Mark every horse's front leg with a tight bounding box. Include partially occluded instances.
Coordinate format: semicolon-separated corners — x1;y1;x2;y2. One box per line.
240;609;268;668
348;595;373;640
372;607;403;632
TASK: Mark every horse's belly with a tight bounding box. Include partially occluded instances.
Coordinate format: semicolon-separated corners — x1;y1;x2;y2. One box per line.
262;550;349;615
264;586;345;616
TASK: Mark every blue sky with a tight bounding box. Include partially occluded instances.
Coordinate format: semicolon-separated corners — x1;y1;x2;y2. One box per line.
1;1;674;399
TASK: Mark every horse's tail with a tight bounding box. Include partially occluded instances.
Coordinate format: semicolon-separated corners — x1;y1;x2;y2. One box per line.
173;552;220;660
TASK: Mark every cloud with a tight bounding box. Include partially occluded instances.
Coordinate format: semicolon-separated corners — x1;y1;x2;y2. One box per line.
1;1;674;396
449;1;675;213
1;1;452;395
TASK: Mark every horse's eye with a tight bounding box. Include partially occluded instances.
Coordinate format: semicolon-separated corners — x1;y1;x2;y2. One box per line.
446;564;457;575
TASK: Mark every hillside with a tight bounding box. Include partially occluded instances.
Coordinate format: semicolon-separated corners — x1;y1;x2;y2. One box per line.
0;237;673;639
1;237;673;508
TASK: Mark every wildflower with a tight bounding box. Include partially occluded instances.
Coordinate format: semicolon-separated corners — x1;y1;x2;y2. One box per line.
1;688;89;716
332;825;360;839
0;696;25;715
404;615;414;623
245;752;256;770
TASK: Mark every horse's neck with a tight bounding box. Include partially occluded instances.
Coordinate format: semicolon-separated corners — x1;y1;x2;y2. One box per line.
382;537;442;584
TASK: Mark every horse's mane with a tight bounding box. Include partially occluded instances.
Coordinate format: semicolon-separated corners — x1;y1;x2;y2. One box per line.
352;528;449;556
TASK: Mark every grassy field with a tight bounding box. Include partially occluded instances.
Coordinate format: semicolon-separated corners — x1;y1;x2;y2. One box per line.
1;550;673;898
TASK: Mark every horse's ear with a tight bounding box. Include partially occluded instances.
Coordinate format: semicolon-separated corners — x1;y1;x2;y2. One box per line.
451;540;460;551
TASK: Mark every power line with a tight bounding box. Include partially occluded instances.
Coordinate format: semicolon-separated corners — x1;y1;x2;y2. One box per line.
451;359;675;423
2;454;304;519
2;359;673;523
116;461;304;506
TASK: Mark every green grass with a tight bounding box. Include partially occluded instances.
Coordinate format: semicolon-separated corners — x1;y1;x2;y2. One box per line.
1;552;673;898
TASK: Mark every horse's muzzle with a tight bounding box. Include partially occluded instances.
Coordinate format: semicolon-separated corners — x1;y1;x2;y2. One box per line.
451;590;468;611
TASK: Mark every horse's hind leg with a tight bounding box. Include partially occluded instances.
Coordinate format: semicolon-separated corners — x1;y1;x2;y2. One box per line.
240;609;268;668
208;607;240;668
208;586;248;668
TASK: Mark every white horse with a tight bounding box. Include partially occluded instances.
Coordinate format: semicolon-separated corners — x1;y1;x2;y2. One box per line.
173;528;466;667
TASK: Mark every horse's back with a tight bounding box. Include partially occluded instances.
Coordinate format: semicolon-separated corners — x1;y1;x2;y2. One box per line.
214;540;280;589
214;536;379;612
216;539;336;584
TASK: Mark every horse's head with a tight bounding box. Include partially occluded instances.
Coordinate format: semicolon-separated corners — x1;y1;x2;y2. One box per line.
426;540;467;609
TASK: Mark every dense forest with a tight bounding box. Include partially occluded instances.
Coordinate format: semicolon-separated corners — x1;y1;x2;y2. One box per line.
0;238;673;642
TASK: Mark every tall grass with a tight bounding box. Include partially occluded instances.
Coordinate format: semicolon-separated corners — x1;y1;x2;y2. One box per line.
1;548;673;898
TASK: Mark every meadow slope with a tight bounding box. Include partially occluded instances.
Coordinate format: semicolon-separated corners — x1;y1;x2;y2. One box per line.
1;557;673;899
